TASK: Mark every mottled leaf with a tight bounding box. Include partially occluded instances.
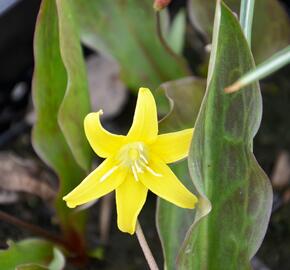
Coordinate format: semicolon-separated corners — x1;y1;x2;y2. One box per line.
158;77;206;132
70;0;189;91
156;77;205;269
32;0;85;226
0;239;65;270
156;161;196;270
188;0;290;63
178;2;273;269
55;0;92;171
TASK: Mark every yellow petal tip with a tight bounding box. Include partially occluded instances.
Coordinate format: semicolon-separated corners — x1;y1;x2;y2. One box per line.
189;195;198;209
85;110;104;121
66;200;77;208
118;224;135;235
175;194;198;209
139;87;150;93
63;196;77;208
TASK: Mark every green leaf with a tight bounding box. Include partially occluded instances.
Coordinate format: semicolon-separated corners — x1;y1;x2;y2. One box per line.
0;239;65;270
17;248;65;270
156;77;205;269
70;0;189;91
55;0;92;171
178;2;273;269
33;0;86;225
48;248;66;270
17;265;47;270
156;161;196;270
225;45;290;93
166;9;186;55
158;77;206;132
188;0;290;63
88;246;105;260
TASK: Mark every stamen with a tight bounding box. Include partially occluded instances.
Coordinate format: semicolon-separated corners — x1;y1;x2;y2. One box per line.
132;165;139;181
116;142;150;180
145;165;162;177
140;154;149;164
99;165;119;182
139;160;147;168
135;161;143;173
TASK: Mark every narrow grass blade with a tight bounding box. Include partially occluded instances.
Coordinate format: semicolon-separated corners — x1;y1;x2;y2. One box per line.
225;45;290;93
188;0;290;64
240;0;255;45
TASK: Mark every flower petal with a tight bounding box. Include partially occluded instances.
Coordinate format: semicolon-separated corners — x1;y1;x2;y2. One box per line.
127;88;158;144
63;158;126;208
150;128;194;164
84;111;125;158
140;157;197;208
116;174;148;234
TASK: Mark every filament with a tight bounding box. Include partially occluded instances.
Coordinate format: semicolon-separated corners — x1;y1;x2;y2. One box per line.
145;165;162;177
132;165;139;181
135;161;143;173
140;154;149;164
99;165;119;182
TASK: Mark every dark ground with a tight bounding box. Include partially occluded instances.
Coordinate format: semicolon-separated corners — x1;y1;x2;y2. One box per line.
0;0;290;269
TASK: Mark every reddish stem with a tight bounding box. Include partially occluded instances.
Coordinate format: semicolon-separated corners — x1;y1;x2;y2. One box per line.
0;210;67;247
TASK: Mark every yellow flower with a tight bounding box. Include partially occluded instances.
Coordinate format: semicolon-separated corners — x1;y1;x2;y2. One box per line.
63;88;198;234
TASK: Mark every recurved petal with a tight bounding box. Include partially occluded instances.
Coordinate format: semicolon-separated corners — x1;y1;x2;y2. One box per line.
140;157;197;208
126;88;158;144
116;174;148;234
84;111;125;158
63;158;127;208
150;128;194;164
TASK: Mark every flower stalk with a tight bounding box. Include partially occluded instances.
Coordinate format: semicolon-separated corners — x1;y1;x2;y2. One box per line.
136;220;159;270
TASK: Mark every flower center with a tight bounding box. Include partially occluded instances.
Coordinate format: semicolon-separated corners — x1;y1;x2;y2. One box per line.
116;142;161;181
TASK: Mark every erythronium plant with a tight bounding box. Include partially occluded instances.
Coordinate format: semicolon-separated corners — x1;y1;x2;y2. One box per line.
1;0;281;268
63;88;198;235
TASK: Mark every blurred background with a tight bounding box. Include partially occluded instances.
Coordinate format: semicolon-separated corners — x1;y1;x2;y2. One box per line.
0;0;289;269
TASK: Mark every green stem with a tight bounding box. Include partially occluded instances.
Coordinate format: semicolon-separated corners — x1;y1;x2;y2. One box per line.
239;0;255;46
